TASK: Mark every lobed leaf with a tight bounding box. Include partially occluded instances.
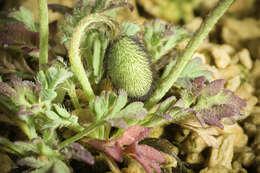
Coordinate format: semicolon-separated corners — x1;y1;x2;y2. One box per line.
9;7;37;32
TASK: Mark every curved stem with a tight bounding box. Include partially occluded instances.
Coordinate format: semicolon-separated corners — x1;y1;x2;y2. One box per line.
68;14;119;103
145;0;234;109
38;0;49;70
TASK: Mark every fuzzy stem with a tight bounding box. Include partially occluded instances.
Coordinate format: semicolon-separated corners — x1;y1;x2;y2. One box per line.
38;0;49;70
102;153;122;173
59;120;105;149
145;0;234;109
68;14;119;103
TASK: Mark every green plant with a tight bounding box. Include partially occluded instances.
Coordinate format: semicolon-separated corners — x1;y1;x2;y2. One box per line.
0;0;239;173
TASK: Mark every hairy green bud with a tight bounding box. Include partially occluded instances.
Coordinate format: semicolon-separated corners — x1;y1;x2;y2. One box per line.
107;36;153;99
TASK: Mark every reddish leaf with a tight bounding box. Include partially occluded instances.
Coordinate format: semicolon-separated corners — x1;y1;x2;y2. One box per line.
125;144;166;173
87;126;166;173
117;126;152;145
0;23;39;48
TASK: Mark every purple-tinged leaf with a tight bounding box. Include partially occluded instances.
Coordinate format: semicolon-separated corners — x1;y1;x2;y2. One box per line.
201;79;226;97
106;118;128;128
0;82;17;99
191;76;206;98
124;144;166;173
0;23;39;48
157;114;172;121
197;104;240;129
11;76;25;93
17;156;49;168
222;90;246;109
198;109;224;129
18;111;34;117
65;143;94;165
87;139;123;162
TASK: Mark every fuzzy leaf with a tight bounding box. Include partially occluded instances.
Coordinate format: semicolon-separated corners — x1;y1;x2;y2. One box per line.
106;118;128;128
29;162;53;173
108;90;128;118
17;157;50;168
52;160;71;173
0;77;42;115
116;102;147;120
122;22;140;36
53;104;70;119
9;7;37;32
14;141;38;153
0;137;26;155
44;67;73;90
40;89;57;102
144;20;190;62
64;143;94;165
190;78;246;128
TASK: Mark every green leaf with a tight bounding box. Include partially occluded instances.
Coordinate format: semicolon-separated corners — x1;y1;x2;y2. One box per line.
122;22;140;36
144;20;190;62
179;57;212;80
9;7;37;32
116;102;147;120
54;104;70;118
161;57;212;87
45;67;73;90
108;90;128;118
18;157;50;168
160;60;176;80
45;111;60;120
52;160;71;173
155;96;177;115
0;137;26;155
30;162;53;173
14;141;38;153
37;71;48;89
40;89;57;102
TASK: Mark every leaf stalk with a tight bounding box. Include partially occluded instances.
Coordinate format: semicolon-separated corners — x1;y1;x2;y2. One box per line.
145;0;234;109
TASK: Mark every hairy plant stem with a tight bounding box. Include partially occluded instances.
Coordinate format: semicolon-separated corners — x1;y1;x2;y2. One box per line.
145;0;234;109
68;14;119;103
59;120;105;149
102;153;122;173
38;0;49;70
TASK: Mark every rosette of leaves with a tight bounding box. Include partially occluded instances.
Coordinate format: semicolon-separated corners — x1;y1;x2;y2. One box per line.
87;89;148;139
0;66;82;140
